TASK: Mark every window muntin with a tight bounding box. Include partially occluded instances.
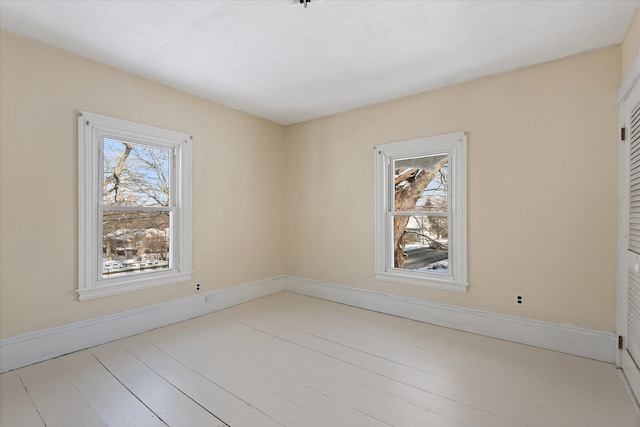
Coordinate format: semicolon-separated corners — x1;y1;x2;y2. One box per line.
375;132;467;292
79;112;192;300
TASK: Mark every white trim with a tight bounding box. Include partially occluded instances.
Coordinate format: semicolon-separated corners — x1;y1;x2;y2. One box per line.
619;54;640;103
617;54;640;404
77;271;194;301
620;366;640;414
617;90;634;368
617;100;630;368
286;276;616;363
78;111;193;300
1;274;617;373
374;132;468;292
374;271;467;292
0;276;286;373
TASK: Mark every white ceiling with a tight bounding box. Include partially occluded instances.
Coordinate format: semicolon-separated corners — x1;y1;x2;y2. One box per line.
1;1;638;125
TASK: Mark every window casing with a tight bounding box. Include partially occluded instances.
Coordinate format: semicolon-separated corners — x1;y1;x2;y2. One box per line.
374;132;467;292
78;112;192;300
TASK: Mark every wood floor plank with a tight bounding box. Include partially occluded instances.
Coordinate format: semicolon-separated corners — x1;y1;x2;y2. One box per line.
182;313;481;426
144;320;390;427
123;322;334;426
212;313;539;426
274;293;632;420
294;315;609;420
193;334;424;425
118;332;283;427
219;294;612;426
16;358;107;427
155;342;337;427
205;312;520;427
1;292;638;426
90;341;226;427
0;371;45;427
54;350;165;427
281;295;639;426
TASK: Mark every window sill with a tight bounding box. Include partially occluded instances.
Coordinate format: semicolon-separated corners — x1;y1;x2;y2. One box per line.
375;271;468;292
78;271;193;301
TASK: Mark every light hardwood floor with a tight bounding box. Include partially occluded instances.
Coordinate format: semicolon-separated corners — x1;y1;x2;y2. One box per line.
1;292;639;426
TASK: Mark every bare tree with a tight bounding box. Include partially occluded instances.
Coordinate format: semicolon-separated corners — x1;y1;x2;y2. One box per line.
103;142;134;205
127;146;170;207
103;142;169;206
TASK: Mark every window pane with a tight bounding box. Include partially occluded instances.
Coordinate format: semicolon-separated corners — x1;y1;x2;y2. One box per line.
102;209;170;278
103;139;170;207
394;154;448;212
393;215;448;274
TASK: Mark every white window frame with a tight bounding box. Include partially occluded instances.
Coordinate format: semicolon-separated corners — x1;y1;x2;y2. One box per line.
78;111;192;300
374;132;467;292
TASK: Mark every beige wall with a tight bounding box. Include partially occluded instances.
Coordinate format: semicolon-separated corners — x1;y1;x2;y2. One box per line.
0;28;626;340
0;31;287;339
622;8;640;79
285;47;621;332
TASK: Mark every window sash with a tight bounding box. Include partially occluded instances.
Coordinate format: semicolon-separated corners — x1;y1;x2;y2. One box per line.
97;205;176;283
99;137;176;208
386;211;453;278
390;152;449;214
97;136;178;284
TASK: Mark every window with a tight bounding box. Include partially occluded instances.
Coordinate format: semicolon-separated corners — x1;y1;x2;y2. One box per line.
78;112;192;300
374;132;467;292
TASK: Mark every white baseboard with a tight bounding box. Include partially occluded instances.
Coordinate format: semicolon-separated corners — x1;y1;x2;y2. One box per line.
0;274;617;372
0;276;286;373
285;276;617;363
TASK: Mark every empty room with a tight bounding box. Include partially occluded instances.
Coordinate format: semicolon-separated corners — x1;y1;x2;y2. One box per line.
2;1;640;425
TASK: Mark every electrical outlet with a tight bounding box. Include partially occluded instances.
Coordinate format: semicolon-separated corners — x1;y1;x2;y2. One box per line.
195;283;201;293
515;294;524;306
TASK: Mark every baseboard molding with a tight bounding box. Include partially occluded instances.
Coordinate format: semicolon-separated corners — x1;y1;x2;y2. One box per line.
285;276;617;363
0;276;286;373
1;274;617;372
